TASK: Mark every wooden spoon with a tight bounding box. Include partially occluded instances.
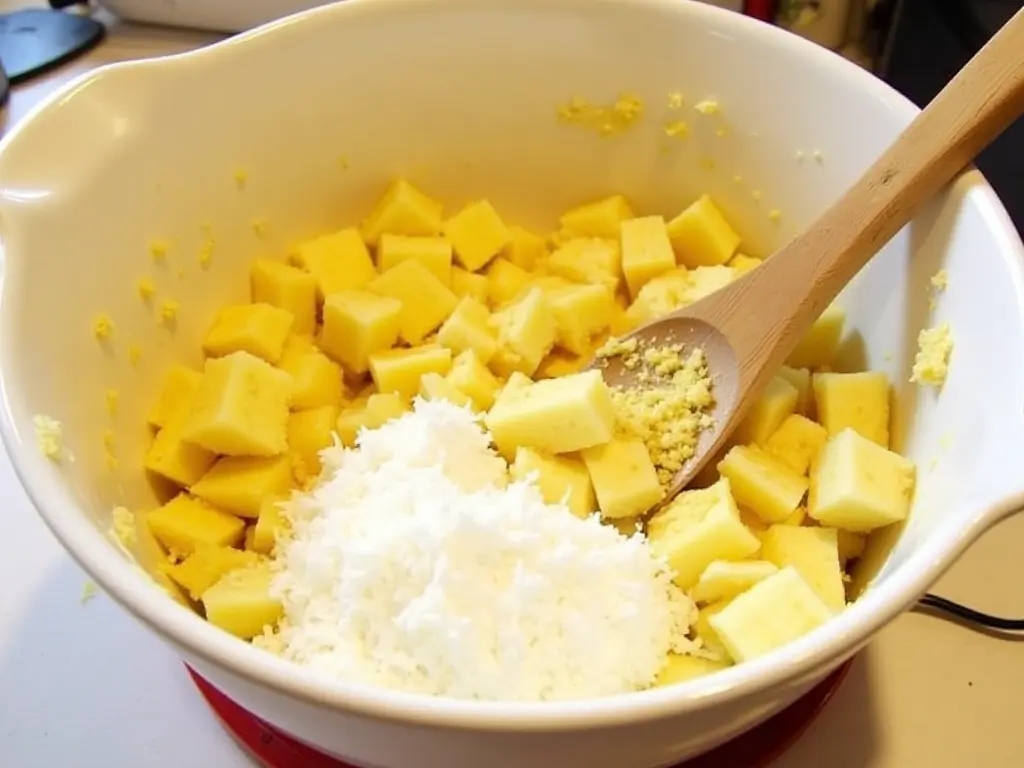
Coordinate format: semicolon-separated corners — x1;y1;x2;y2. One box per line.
598;7;1024;505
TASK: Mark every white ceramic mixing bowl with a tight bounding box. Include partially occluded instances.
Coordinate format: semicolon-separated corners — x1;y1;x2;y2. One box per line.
2;1;1024;766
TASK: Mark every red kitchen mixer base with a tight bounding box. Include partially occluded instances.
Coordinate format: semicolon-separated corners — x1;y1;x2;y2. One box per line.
187;659;853;768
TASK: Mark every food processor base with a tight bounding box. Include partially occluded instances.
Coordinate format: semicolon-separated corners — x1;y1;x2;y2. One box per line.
187;660;853;768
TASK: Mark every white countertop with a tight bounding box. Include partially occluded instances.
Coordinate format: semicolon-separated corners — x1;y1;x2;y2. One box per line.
1;6;1024;768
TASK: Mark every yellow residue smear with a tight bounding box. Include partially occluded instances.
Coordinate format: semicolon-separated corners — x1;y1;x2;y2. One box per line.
596;337;715;486
105;389;119;416
252;219;270;239
102;429;118;470
128;344;142;366
34;414;63;461
556;93;644;137
112;505;137;550
910;323;954;387
198;238;215;268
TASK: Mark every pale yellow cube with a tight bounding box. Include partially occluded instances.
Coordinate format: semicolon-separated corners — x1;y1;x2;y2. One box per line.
764;414;828;476
369;344;453;399
165;545;259;601
182;351;293;456
813;371;890;447
144;418;216;487
646;478;761;590
810;428;915;532
287;405;341;482
484;369;616;454
694;599;733;661
444;199;510;271
419;371;472;408
489;288;557;377
717;445;808;523
777;365;813;416
360;179;443;247
546;283;614;355
191;454;295;518
277;335;344;410
655;654;730;686
484;257;531;308
436;296;498;364
450;266;489;303
620;215;677;297
580;437;664;519
787;306;846;369
686;265;738;303
512;447;596;518
760;525;845;611
667;195;741;268
547;238;622;294
624;268;692;325
292;228;377;299
368;259;457;344
690;560;779;604
320;290;402;374
147;364;202;429
251;259;317;335
447;349;502;411
252;496;289;555
147;493;245;556
334;393;410;447
735;375;799;446
377;234;452;284
708;567;832;663
202;303;294;364
728;253;762;274
503;225;546;270
559;195;634;238
201;563;283;640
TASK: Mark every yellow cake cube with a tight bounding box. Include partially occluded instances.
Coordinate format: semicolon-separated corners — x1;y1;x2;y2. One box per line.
292;227;377;299
655;654;731;686
620;215;677;297
369;344;453;399
735;375;799;446
760;525;845;611
813;371;890;447
810;428;915;532
503;225;546;270
190;454;295;518
546;283;613;355
694;598;733;661
320;290;402;374
777;365;813;416
146;493;245;555
764;414;828;476
450;266;489;303
646;478;761;589
288;405;341;482
252;496;289;555
484;369;616;454
484;257;531;308
717;445;808;524
787;306;846;369
512;447;596;518
447;349;502;411
547;238;622;294
667;195;741;268
444;199;511;271
202;303;294;364
276;335;344;410
581;437;664;519
147;364;202;429
535;348;593;379
201;562;283;640
368;259;457;344
728;253;762;274
144;417;216;487
489;288;557;377
165;545;258;601
689;559;779;604
360;179;443;247
182;351;293;456
418;371;473;408
436;296;498;363
250;259;317;336
377;234;453;284
559;195;634;238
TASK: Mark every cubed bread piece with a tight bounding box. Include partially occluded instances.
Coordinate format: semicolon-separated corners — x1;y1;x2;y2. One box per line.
760;525;845;611
251;259;317;335
419;372;473;408
201;563;283;640
450;266;489;303
202;303;294;364
503;225;546;270
277;335;344;409
484;257;531;308
287;405;341;483
146;493;245;555
447;349;502;411
369;344;453;399
559;195;633;238
694;598;733;661
581;437;664;519
735;375;799;446
191;455;295;517
147;365;202;429
777;365;813;416
360;179;443;247
655;654;731;686
437;296;498;363
252;496;289;555
764;414;828;476
512;447;596;519
620;215;677;297
787;306;846;369
320;290;401;374
368;259;457;344
667;195;740;268
546;283;614;355
377;234;452;284
165;545;258;601
484;369;616;454
182;351;292;456
813;371;890;447
144;417;216;487
717;445;808;524
292;227;377;298
809;428;915;532
646;478;761;589
690;560;779;604
444;200;511;271
489;288;557;377
547;238;622;294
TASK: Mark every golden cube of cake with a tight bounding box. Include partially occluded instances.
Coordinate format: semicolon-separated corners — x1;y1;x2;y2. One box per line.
320;290;402;374
292;227;377;299
581;437;664;519
250;259;317;335
377;234;453;285
190;454;295;518
369;344;453;400
444;199;511;272
360;179;443;247
368;259;457;344
202;303;294;364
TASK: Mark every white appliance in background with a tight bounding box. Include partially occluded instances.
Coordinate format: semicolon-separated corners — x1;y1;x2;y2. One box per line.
98;0;746;34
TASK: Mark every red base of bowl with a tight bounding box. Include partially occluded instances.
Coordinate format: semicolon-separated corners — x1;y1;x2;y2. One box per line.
187;659;853;768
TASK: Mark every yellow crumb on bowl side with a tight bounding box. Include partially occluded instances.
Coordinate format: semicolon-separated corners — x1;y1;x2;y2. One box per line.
93;314;115;340
695;100;720;115
556;93;644;137
234;169;248;189
34;414;63;460
149;239;170;262
138;278;156;300
160;300;180;324
128;344;142;365
910;323;954;387
105;389;119;416
930;269;949;291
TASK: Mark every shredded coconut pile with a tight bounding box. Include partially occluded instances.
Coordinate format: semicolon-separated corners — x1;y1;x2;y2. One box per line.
269;399;695;702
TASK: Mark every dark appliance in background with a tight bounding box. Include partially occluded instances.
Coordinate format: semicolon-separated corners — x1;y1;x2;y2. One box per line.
878;0;1024;232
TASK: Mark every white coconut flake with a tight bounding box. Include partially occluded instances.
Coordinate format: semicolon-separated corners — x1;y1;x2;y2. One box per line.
269;398;695;702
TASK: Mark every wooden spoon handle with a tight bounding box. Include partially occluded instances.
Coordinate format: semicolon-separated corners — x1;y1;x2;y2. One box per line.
747;6;1024;364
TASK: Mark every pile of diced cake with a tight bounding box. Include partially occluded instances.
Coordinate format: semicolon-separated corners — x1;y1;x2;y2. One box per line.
133;179;917;691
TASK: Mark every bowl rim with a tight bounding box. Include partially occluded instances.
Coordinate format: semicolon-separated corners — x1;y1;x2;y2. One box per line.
3;0;1024;732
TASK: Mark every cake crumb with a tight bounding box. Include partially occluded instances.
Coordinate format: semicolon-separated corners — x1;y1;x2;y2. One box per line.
813;150;824;164
137;278;156;301
667;92;684;110
910;323;953;387
34;415;63;460
233;169;248;189
695;100;720;115
198;237;214;268
149;240;170;262
159;300;180;325
715;127;728;138
112;505;137;550
105;389;119;416
128;344;142;366
81;581;98;605
252;219;270;239
664;120;689;139
338;155;350;170
768;209;782;223
930;269;949;291
795;150;805;162
557;93;644;137
93;315;115;340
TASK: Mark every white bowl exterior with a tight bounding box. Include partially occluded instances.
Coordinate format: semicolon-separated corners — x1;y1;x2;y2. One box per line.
1;1;1024;766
